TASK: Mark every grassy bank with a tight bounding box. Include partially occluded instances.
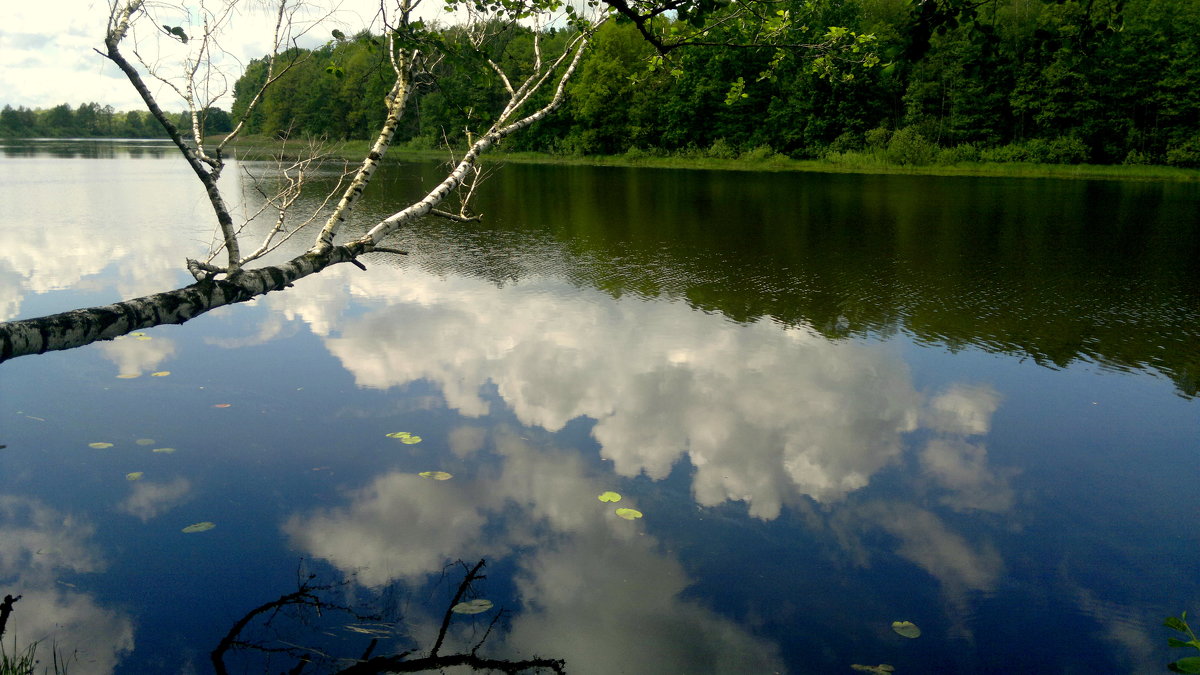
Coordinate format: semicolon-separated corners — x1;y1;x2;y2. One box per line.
225;136;1200;183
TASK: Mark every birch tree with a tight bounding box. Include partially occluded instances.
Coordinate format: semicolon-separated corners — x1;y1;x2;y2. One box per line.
0;0;877;362
0;0;595;362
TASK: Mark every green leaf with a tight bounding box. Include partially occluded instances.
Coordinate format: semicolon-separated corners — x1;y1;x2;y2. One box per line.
136;438;155;446
615;508;643;520
152;447;176;454
88;442;114;449
891;620;921;638
1166;617;1191;633
1169;657;1200;674
418;471;453;480
182;522;215;533
451;599;493;614
125;472;144;481
598;491;622;503
1169;638;1191;648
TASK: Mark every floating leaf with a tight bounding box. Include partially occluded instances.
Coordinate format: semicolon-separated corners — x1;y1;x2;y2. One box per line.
126;472;144;481
151;371;170;377
182;522;215;533
135;439;155;446
891;620;921;639
598;491;622;503
451;599;493;614
212;404;231;408
88;442;114;449
152;447;176;454
116;373;141;379
614;508;643;520
1170;657;1200;674
401;435;422;444
419;471;453;480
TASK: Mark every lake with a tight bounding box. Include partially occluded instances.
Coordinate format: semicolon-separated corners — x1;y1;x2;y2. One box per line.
1;138;1198;674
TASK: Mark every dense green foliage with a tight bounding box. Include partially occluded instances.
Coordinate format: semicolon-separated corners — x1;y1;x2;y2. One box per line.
7;0;1199;166
223;0;1200;166
0;103;231;139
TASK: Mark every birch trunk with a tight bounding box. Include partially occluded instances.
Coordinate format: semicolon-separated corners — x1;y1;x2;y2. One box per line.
0;245;367;362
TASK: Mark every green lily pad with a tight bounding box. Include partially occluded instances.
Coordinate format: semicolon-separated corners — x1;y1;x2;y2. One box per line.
615;508;643;520
451;599;493;614
152;447;176;454
135;439;155;446
891;620;921;639
151;371;170;377
182;522;215;533
89;442;114;449
126;472;144;481
386;432;423;444
598;491;622;503
419;471;453;480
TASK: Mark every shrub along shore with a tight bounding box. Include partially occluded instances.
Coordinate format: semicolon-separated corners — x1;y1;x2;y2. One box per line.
226;135;1200;183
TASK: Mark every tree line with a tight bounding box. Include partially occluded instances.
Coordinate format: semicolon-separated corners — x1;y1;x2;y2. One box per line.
4;0;1199;165
0;102;232;139
228;0;1200;166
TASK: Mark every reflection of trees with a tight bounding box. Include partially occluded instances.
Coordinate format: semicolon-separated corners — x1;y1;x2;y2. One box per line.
378;164;1200;398
210;560;562;675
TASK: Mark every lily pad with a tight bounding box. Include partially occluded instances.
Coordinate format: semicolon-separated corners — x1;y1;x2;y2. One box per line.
451;599;493;614
598;491;622;503
88;442;114;449
386;432;423;444
891;620;921;639
126;472;144;481
135;439;155;446
614;508;643;520
151;371;171;377
152;447;176;454
182;522;215;533
115;373;140;379
212;403;232;408
418;471;453;480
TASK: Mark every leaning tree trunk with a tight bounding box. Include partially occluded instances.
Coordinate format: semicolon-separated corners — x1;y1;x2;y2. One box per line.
0;244;369;363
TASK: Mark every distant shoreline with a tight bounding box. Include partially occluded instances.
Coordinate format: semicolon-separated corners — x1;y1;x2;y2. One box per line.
223;136;1200;183
6;135;1199;183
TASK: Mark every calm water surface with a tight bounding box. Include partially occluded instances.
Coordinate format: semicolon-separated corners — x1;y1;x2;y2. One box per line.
1;139;1198;674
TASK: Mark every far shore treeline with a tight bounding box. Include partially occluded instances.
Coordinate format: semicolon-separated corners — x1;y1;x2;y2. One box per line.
0;103;232;140
5;0;1199;167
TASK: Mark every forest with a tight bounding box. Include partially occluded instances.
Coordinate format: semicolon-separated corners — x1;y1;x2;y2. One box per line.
0;103;232;139
4;0;1200;167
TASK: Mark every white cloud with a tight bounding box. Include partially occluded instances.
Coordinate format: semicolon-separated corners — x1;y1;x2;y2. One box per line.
117;477;192;521
284;429;786;674
1;0;466;111
290;267;923;517
0;495;135;675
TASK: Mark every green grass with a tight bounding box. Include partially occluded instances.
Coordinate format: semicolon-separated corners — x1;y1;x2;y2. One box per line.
221;136;1200;183
1;638;72;675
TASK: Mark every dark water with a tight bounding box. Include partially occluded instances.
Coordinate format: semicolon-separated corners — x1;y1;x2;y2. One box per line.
1;139;1198;674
